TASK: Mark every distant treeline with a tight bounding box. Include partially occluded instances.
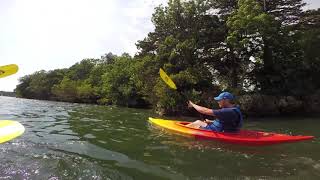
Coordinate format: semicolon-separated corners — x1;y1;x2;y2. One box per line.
15;0;320;115
0;91;15;97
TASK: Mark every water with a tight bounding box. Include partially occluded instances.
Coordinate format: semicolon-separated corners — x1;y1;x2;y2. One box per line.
0;96;319;180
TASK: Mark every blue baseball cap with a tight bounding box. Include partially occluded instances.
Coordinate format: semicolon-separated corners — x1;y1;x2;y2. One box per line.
214;92;235;101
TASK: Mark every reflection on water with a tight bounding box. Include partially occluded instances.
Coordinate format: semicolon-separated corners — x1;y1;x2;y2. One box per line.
0;96;319;179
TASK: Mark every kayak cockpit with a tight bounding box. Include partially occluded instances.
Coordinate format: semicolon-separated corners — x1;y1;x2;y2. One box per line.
175;121;276;138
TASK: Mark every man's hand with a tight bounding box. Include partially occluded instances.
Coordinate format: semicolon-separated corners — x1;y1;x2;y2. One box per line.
187;101;214;117
187;100;195;109
204;119;213;124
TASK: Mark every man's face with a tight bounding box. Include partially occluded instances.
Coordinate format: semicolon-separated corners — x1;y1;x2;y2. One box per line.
217;99;224;108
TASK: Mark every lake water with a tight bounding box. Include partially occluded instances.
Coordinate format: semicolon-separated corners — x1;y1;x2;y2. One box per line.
0;96;319;179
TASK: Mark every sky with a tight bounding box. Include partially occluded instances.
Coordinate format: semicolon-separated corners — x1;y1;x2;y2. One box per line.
0;0;319;92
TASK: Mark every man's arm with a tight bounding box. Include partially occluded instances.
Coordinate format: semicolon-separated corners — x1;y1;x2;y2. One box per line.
188;101;215;116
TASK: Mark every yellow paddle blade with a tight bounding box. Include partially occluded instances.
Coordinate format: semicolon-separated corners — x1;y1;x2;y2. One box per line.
159;68;177;90
0;64;19;78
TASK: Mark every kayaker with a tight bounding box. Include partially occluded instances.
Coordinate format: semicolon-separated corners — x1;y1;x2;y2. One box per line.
187;92;243;132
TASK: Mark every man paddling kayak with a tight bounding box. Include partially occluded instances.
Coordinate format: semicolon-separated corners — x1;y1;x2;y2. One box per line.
187;92;243;133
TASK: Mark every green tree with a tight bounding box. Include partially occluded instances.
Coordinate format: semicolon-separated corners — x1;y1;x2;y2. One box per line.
100;52;117;64
101;54;146;106
213;0;306;25
51;77;78;102
27;70;52;99
130;55;158;105
15;75;33;98
67;59;98;81
76;81;98;103
296;8;320;93
223;0;279;90
15;69;66;100
222;0;313;95
136;0;222;112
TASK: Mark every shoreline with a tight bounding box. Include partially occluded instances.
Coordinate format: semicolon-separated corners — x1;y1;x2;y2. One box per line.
3;95;320;118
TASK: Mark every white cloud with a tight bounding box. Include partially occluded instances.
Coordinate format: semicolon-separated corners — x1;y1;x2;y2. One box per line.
0;0;167;91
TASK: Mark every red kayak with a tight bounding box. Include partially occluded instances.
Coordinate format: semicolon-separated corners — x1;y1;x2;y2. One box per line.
149;118;314;146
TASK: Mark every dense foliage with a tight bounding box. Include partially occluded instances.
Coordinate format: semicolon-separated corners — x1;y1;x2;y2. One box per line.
15;0;320;114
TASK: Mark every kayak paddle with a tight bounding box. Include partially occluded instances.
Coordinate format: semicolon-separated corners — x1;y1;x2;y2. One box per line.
0;120;25;144
0;64;19;79
159;68;177;90
159;68;204;120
